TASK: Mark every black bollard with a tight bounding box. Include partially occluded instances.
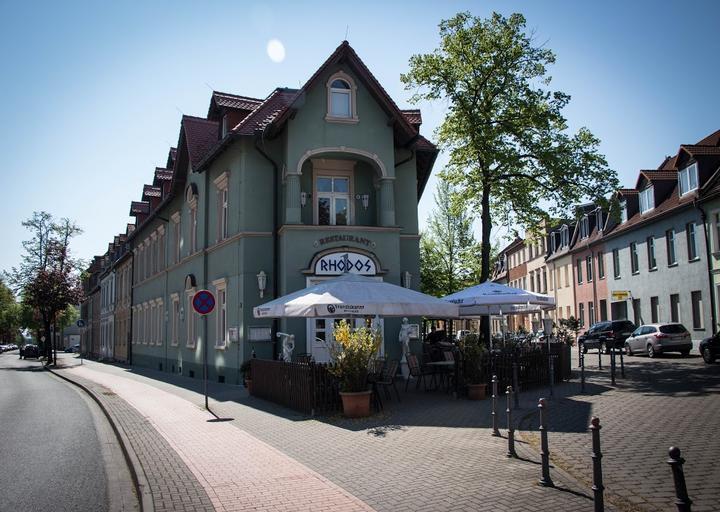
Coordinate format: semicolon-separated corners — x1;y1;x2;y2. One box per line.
491;375;500;437
512;362;520;409
590;417;605;512
506;386;517;458
667;447;693;512
598;345;602;369
549;355;555;399
538;398;554;487
580;348;586;393
619;346;625;378
610;349;616;386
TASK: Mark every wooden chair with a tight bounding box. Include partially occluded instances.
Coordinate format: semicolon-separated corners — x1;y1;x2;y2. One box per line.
376;359;400;401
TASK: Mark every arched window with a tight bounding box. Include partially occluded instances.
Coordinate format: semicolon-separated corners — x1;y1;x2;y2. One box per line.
326;72;358;122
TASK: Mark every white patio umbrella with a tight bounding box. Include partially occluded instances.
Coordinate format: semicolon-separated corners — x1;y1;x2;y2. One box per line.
442;282;555;317
253;273;459;319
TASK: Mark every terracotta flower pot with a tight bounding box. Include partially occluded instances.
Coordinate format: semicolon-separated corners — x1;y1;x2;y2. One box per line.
339;390;372;418
467;383;487;400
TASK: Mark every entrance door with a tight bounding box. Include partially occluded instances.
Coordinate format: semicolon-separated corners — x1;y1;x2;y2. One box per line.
306;276;384;363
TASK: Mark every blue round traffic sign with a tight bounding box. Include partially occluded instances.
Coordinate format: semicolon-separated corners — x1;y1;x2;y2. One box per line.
192;289;216;316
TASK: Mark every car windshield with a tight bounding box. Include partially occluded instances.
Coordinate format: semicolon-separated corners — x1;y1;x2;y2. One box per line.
660;324;688;334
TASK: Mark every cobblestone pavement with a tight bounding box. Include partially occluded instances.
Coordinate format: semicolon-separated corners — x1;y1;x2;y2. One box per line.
61;360;374;512
514;349;720;512
54;355;606;512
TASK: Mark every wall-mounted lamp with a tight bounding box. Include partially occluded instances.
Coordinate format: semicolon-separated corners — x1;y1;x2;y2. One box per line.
300;191;310;207
355;193;370;210
401;271;412;289
257;270;267;298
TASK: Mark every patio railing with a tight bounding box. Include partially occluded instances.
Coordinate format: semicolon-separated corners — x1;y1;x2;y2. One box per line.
250;359;341;416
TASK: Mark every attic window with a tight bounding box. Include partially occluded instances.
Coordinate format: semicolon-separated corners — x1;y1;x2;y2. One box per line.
561;225;569;247
620;200;628;223
580;216;589;239
679;163;698;196
596;209;603;232
326;72;358;123
639;186;654;214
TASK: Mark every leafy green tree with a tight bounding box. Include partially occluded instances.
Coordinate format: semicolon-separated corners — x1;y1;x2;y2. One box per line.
5;212;84;364
420;179;483;297
0;279;22;343
402;11;617;339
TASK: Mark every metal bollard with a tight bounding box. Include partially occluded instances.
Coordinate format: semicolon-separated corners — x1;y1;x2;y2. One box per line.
538;398;554;487
619;346;625;378
610;349;616;386
549;355;555;399
598;345;602;369
512;362;520;409
667;447;693;512
506;386;517;458
590;417;605;512
580;348;586;393
491;375;500;437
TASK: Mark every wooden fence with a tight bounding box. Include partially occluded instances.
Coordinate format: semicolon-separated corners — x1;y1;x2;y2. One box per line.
250;359;341;416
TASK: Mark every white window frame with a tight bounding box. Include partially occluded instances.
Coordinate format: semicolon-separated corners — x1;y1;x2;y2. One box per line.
214;172;229;243
171;211;181;263
156;299;164;347
639;186;655;214
691;291;703;330
580;216;589;239
213;278;228;349
142;303;149;345
620;200;628;223
679;163;699;196
312;160;354;226
561;225;569;247
325;71;358;123
687;222;699;261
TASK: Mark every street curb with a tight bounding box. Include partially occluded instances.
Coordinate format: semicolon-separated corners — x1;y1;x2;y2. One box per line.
46;366;155;512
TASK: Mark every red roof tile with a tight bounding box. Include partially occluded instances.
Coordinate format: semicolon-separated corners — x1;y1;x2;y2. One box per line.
232;88;299;135
212;91;263;111
696;129;720;147
680;144;720;156
142;185;162;199
617;188;639;195
401;109;422;126
130;201;150;216
182;116;219;169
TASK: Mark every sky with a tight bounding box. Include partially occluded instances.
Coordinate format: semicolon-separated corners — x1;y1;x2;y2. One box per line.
1;0;719;275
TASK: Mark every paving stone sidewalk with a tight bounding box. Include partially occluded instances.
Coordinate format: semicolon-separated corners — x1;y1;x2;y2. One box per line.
55;355;606;512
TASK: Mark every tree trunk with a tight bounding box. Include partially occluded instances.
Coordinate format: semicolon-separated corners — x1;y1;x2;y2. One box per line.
480;181;492;346
43;320;52;365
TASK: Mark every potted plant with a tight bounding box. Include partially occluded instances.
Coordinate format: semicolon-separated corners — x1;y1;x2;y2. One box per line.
329;320;381;418
460;333;488;400
240;359;253;395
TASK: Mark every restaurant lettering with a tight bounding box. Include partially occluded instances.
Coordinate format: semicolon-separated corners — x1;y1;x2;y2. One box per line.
315;252;377;275
314;235;375;248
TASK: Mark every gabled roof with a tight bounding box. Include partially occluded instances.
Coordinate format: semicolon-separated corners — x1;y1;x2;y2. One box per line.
401;109;422;126
153;167;173;183
232;88;300;136
210;91;263;112
181;116;219;169
142;185;162;199
696;129;720;147
680;144;720;157
635;170;677;189
267;41;418;144
129;201;150;216
617;188;639;196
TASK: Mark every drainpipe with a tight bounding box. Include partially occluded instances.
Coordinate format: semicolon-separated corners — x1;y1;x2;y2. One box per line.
254;131;280;360
694;200;717;334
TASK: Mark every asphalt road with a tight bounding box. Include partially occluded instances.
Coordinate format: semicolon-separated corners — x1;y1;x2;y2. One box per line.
0;352;127;511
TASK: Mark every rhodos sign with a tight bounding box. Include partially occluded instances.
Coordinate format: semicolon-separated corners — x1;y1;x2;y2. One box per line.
314;251;376;275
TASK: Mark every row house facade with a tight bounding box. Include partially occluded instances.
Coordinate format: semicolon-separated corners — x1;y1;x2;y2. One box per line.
81;42;437;383
494;128;720;342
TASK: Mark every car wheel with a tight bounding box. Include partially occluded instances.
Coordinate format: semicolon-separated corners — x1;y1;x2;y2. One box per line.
625;343;633;356
702;347;716;364
647;344;656;358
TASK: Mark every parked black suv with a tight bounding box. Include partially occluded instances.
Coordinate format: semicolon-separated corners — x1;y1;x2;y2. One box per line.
700;332;720;364
19;344;39;359
578;320;636;354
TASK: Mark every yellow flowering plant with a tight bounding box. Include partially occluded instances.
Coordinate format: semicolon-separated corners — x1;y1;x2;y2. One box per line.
329;320;381;392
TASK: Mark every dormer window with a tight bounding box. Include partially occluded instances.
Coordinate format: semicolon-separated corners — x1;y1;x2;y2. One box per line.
620;200;628;223
679;163;698;196
639;186;655;214
326;72;358;123
580;216;589;239
551;233;557;252
561;225;569;247
596;209;603;232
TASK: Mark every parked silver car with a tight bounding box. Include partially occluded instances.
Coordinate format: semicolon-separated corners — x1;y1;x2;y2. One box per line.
624;323;692;358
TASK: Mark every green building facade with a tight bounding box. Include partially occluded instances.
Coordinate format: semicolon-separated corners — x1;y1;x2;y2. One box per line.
122;42;437;384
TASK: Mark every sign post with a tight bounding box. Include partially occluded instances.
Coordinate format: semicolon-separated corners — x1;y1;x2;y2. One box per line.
192;289;216;411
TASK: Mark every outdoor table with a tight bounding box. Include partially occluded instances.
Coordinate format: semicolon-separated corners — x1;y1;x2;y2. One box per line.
424;360;455;391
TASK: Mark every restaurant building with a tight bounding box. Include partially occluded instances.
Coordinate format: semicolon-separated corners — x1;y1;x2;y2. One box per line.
80;42;436;382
